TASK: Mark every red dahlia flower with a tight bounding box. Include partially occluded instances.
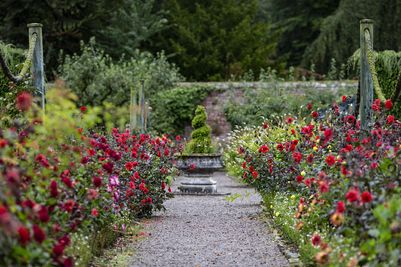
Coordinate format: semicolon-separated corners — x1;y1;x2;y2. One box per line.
18;226;31;245
80;106;87;113
259;144;269;153
92;176;102;187
311;234;321;247
387;115;395;124
385;99;393;110
361;191;373;203
325;155;336;167
342;96;347;103
345;188;359;202
336;201;346;213
16;91;32;111
251;171;259;179
32;225;46;243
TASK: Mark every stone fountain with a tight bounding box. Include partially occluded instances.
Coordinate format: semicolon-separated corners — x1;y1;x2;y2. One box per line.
176;154;224;193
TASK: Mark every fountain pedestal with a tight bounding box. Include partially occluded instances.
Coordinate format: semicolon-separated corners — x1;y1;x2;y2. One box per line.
176;154;223;194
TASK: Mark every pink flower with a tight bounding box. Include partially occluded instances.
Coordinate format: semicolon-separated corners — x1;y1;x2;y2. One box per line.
91;208;99;217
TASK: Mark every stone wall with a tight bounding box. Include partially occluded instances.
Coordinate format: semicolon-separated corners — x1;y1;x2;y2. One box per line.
180;81;358;142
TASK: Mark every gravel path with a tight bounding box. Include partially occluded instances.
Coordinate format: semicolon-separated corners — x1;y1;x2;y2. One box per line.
129;172;289;267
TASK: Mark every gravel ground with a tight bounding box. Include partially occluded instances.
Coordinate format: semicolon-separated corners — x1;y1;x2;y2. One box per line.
129;172;289;267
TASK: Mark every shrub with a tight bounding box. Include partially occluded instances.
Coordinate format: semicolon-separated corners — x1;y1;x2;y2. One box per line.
0;88;179;266
225;96;401;265
0;42;34;125
224;85;355;127
186;105;213;154
58;38;182;107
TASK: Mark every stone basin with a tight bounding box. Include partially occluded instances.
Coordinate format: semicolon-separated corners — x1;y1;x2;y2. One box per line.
176;154;224;193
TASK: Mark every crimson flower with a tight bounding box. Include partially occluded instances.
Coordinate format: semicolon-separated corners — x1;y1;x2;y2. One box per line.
311;234;321;247
387;115;395;124
292;151;302;163
49;180;58;198
342;96;347;103
38;206;50;223
286;117;294;124
16;91;32;111
18;226;31;245
312;111;318;118
336;201;346;213
307;103;313;110
385;99;393;110
258;144;269;153
276;143;284;152
251;170;259;179
32;225;46;243
80;106;87;113
345;188;359;202
263;122;269;129
52;243;65;257
92;176;102;187
325;155;336;167
361;191;373;203
296;175;303;183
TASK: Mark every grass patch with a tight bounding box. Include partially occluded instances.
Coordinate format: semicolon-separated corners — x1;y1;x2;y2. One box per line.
90;223;144;267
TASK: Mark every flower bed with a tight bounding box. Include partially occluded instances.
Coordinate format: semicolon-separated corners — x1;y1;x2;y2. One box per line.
0;89;179;266
225;97;401;265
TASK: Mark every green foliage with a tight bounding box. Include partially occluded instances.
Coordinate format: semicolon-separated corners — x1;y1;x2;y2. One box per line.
0;42;34;124
150;86;212;135
151;0;276;81
303;0;401;73
349;49;401;115
0;0;167;75
360;194;401;266
59;38;182;107
267;0;340;67
186;105;213;154
224;85;355;127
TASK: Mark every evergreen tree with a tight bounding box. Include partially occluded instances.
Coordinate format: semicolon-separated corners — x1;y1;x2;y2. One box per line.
302;0;401;73
267;0;340;67
150;0;276;81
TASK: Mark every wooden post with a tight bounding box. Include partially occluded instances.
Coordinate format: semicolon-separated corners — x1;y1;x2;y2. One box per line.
27;23;45;112
140;80;146;133
359;19;374;130
129;86;137;132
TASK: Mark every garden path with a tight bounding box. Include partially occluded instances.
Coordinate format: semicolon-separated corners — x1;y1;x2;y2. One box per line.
129;172;289;267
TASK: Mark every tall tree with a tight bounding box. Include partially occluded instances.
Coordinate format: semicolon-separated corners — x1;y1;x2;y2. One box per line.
302;0;401;73
0;0;166;74
267;0;340;68
150;0;276;81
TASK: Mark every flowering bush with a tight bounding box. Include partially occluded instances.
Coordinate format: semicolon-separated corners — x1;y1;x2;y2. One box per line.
0;89;179;266
225;97;401;265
